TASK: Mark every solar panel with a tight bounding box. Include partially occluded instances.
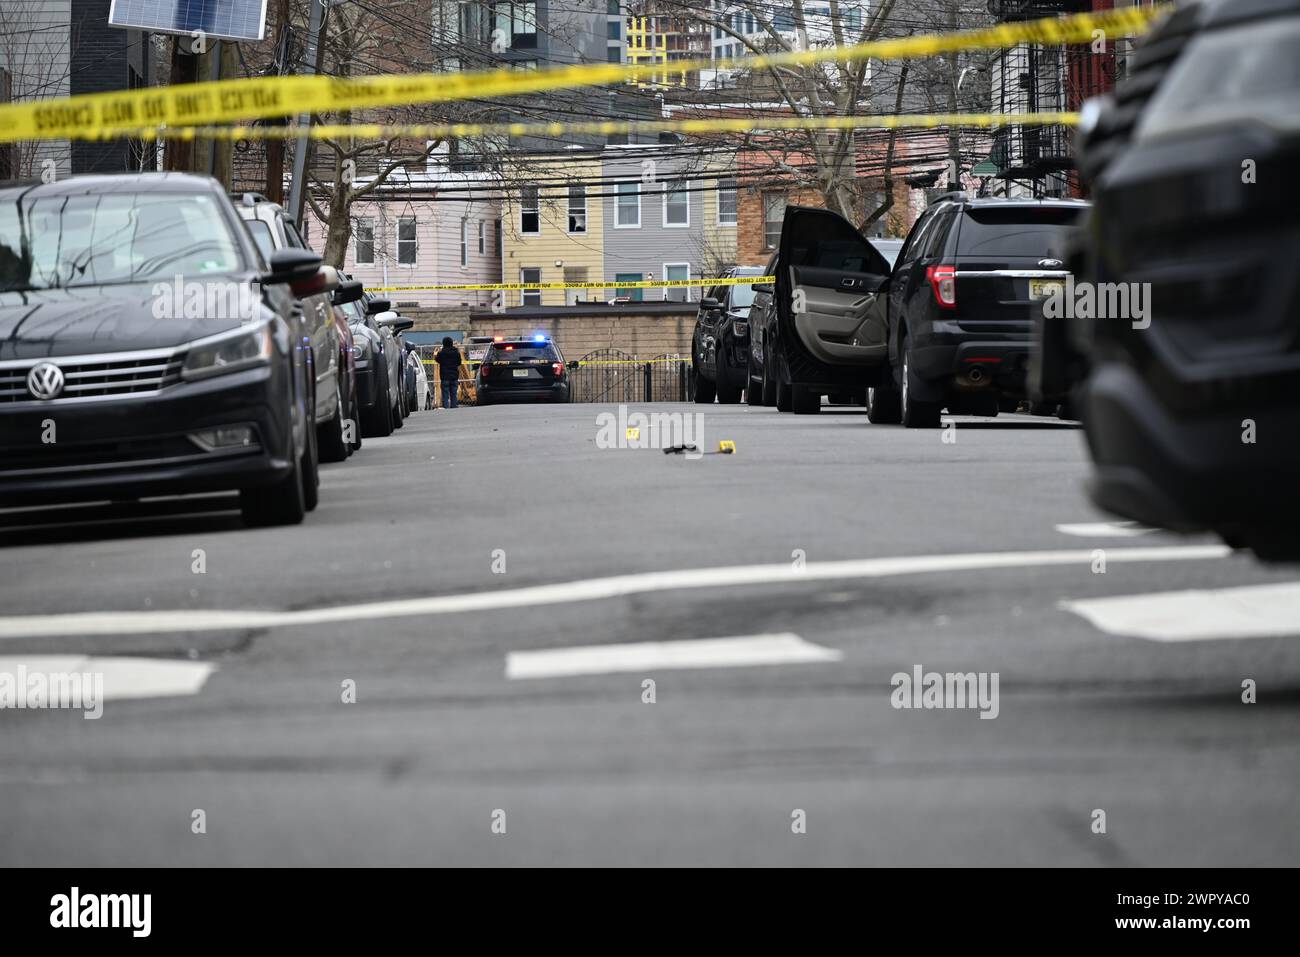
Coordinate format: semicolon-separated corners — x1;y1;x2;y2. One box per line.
108;0;269;43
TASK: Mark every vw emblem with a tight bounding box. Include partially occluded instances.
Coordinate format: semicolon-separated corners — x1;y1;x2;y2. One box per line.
1038;258;1064;268
26;362;65;400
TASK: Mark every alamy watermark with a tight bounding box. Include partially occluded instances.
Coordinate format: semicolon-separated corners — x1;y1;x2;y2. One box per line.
596;404;705;459
0;664;103;719
1041;277;1152;330
890;664;1000;719
150;274;261;322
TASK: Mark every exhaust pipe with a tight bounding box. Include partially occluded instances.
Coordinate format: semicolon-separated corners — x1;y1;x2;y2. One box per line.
967;365;986;384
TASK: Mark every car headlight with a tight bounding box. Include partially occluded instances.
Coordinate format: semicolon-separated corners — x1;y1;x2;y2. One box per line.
181;323;273;381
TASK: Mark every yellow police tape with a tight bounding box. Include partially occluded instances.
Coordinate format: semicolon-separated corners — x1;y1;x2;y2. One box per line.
123;111;1080;142
0;6;1163;144
373;276;773;293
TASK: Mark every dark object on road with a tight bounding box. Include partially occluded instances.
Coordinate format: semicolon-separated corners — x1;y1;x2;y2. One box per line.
690;265;766;405
436;336;463;409
476;337;570;405
1037;0;1300;561
0;172;329;527
336;282;405;436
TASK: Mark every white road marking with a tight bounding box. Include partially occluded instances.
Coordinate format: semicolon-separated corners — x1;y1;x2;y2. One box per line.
1055;521;1156;538
0;545;1231;640
1062;581;1300;642
506;633;842;679
0;656;215;700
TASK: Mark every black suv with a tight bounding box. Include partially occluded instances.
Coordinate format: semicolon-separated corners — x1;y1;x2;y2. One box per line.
1034;0;1300;560
0;173;331;526
476;337;570;404
691;265;766;404
866;195;1088;427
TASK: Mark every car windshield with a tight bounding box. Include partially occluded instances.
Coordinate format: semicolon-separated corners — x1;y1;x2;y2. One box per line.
955;208;1082;258
0;190;245;292
488;344;559;361
728;273;765;309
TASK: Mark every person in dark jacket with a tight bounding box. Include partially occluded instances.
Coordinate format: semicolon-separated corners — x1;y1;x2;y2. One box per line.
435;336;463;409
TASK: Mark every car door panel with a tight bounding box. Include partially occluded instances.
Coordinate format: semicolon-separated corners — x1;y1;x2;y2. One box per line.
777;207;891;367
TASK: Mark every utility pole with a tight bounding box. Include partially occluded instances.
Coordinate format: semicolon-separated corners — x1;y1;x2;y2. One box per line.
287;0;327;226
266;0;294;204
163;37;200;171
0;68;12;180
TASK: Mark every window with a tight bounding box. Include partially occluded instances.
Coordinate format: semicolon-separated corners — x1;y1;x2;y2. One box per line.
762;191;786;249
245;219;275;263
615;272;644;302
494;219;502;255
495;1;537;47
460;220;468;267
616;182;640;227
477;220;485;254
520;186;540;234
663;263;691;302
520;267;542;306
663;179;688;227
607;46;622;62
568;184;587;233
717;179;737;225
607;0;619;12
354;218;375;264
398;217;417;265
608;20;621;39
563;266;588;305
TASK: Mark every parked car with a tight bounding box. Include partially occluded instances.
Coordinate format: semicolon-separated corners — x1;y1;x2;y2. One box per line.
373;309;412;428
0;172;331;526
1033;0;1300;561
233;193;352;461
402;341;423;414
338;289;407;438
476;336;570;404
330;281;365;454
691;265;767;404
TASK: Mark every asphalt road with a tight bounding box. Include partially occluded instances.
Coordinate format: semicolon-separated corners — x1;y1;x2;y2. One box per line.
2;401;1298;866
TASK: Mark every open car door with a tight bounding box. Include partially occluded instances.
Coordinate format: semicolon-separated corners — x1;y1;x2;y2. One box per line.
776;206;892;367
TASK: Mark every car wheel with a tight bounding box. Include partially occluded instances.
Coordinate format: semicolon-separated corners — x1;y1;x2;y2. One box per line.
791;383;820;414
716;371;742;404
301;407;319;512
393;375;406;428
866;379;901;424
746;352;765;406
317;393;350;463
693;365;716;403
239;453;305;527
348;390;362;452
900;334;941;429
761;347;777;406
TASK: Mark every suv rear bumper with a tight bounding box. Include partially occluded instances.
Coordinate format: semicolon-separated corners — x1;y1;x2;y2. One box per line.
477;382;570;404
911;326;1032;398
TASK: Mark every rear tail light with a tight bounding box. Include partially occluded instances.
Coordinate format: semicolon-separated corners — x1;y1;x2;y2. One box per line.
552;362;565;377
926;265;957;309
480;363;491;378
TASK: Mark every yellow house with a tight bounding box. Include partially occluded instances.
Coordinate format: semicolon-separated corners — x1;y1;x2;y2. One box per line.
501;156;605;308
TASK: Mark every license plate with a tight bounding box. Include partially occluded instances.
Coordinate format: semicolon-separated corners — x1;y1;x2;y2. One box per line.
513;369;529;378
1029;278;1066;301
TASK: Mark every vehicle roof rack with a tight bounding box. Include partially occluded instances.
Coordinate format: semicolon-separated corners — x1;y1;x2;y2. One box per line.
232;191;271;207
927;190;967;206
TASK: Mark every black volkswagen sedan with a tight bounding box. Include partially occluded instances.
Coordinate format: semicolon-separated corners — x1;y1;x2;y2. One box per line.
0;173;330;527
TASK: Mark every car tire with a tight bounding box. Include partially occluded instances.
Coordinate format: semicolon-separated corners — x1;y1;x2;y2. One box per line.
301;406;319;512
866;380;901;424
761;348;778;406
900;334;941;429
717;372;742;404
693;366;716;403
239;453;305;527
362;374;395;437
393;375;406;428
317;393;350;463
791;383;820;414
746;352;765;406
349;391;362;453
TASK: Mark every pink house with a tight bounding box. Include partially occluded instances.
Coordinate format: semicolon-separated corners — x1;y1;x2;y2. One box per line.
303;155;503;309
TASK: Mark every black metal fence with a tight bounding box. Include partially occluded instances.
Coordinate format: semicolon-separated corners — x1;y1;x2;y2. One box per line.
567;350;691;403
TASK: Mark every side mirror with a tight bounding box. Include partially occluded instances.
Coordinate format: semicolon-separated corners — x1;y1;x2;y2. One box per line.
700;296;721;310
289;264;340;300
392;319;414;334
262;247;322;287
332;280;364;306
750;282;774;295
366;297;392;316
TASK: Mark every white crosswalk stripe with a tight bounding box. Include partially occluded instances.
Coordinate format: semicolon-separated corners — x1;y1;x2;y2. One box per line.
506;633;842;679
1062;582;1300;641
